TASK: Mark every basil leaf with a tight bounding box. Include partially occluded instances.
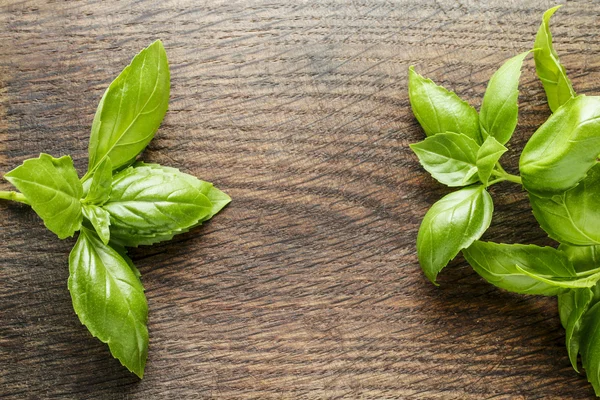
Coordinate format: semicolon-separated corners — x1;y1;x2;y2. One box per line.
561;288;595;372
520;95;600;194
558;289;576;329
515;265;600;289
104;165;212;247
579;301;600;395
68;227;148;378
559;243;600;273
83;157;112;205
87;40;170;177
476;136;507;185
82;204;111;245
132;162;231;222
408;67;480;143
417;185;493;284
462;241;575;295
529;165;600;246
410;132;480;187
534;6;576;112
4;153;83;239
480;52;529;145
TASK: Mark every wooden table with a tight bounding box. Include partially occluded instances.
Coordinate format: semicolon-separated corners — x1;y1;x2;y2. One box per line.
2;1;599;398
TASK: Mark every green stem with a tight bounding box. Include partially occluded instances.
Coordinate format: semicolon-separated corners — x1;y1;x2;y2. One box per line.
490;169;522;185
0;190;30;205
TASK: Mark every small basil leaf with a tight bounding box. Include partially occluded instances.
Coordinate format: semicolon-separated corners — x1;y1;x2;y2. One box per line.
409;132;480;187
559;243;600;273
104;165;212;247
480;51;529;145
462;241;575;296
529;164;600;246
579;301;600;395
4;153;83;239
408;67;480;143
534;6;576;112
417;185;493;284
558;290;576;329
520;95;600;194
83;157;112;205
87;40;170;176
82;204;111;245
68;227;148;378
561;288;595;372
476;136;507;185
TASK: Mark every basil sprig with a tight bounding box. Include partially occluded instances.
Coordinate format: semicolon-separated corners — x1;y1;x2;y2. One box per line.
0;40;230;378
409;7;600;396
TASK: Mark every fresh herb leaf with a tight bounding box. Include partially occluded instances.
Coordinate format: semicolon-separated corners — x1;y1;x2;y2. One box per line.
417;185;493;284
82;205;111;245
579;301;600;395
462;241;575;295
476;136;507;185
408;67;481;143
103;165;212;247
4;154;83;239
480;52;529;145
561;288;594;372
559;243;600;273
83;157;112;205
68;227;148;378
520;95;600;194
409;132;480;187
534;5;576;112
86;40;170;177
529;164;600;246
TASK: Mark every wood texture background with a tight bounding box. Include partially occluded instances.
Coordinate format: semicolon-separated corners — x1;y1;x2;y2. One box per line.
1;0;600;398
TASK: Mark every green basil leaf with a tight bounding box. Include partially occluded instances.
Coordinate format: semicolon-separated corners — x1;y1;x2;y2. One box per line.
579;301;600;395
408;67;480;143
82;204;111;245
476;136;507;185
68;227;148;378
86;40;170;177
462;241;575;295
480;51;529;145
4;153;83;239
104;165;212;247
409;132;480;187
560;288;594;372
515;265;600;289
559;243;600;273
83;157;112;205
132;162;231;222
558;290;576;329
417;185;493;284
529;164;600;246
534;6;576;112
520;95;600;194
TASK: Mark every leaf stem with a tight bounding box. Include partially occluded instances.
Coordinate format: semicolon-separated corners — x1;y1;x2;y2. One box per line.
490;169;522;185
0;190;30;205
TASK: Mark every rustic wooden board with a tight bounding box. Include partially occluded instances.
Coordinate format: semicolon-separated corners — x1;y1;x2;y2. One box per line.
2;0;600;398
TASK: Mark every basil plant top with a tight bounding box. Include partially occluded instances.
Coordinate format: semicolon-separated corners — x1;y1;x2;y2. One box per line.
409;6;600;397
0;40;230;378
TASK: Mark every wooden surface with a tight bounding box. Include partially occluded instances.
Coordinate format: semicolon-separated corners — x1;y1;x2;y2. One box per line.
2;0;600;398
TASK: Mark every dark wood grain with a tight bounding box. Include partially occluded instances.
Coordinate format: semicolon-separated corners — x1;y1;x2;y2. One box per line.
2;0;600;398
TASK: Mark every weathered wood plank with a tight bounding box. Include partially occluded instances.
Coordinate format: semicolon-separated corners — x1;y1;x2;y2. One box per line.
1;0;600;398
